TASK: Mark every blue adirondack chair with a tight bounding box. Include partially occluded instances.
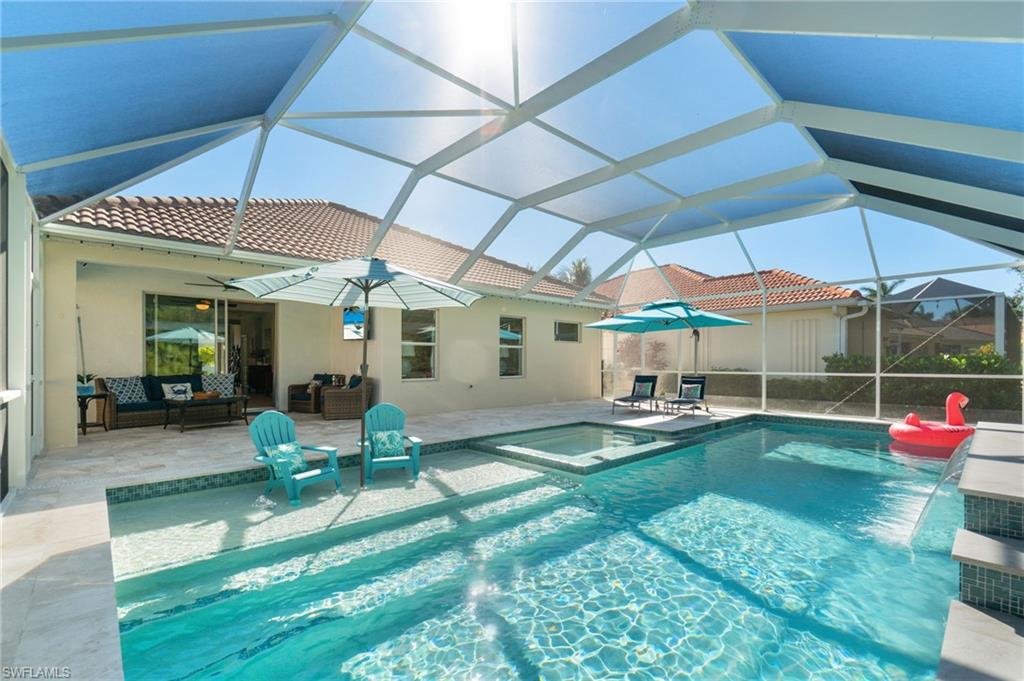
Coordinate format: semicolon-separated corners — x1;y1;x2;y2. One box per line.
359;403;421;485
250;410;342;506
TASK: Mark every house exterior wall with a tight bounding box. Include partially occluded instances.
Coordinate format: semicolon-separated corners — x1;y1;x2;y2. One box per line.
44;240;342;449
673;307;843;373
42;238;602;448
375;297;602;416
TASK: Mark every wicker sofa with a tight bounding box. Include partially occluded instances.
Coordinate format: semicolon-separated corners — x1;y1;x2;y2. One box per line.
97;375;240;429
321;378;374;420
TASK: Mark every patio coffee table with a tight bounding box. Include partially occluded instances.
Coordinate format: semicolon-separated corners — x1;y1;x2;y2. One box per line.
163;395;249;433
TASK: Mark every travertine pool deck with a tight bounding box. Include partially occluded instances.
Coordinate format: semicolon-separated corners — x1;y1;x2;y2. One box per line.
2;399;749;680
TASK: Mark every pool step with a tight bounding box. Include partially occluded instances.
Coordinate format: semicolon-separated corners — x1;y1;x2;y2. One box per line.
937;601;1024;681
952;529;1024;577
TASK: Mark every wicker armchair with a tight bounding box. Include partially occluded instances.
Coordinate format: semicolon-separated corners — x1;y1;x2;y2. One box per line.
287;382;322;413
321;378;374;420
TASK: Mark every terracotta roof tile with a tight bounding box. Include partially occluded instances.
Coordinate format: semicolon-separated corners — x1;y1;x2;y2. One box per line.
36;195;610;304
595;263;862;311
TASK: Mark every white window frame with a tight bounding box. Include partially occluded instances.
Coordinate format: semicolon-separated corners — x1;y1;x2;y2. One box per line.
553;320;581;343
401;308;438;381
499;315;525;378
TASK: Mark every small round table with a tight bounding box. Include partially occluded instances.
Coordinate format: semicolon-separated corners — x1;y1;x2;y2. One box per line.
77;392;109;435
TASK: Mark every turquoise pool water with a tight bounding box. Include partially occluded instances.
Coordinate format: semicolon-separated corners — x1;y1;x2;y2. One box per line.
479;424;663;457
113;424;959;680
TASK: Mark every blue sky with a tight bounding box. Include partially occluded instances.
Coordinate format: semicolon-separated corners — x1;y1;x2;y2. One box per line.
126;1;1019;296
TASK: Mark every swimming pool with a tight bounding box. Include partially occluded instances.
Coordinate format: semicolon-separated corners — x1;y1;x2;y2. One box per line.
111;423;959;680
473;422;680;471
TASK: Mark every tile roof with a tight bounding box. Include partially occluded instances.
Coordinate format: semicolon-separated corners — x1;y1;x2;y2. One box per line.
595;263;863;312
35;195;609;304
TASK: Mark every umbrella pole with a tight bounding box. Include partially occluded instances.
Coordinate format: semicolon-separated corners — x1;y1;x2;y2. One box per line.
693;331;698;375
359;285;369;489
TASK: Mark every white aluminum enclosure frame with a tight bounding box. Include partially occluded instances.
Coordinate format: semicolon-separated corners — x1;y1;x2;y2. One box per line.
600;208;1022;421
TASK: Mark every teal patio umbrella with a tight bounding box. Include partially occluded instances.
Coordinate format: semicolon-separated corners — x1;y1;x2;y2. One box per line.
586;299;750;375
146;326;222;373
229;257;482;487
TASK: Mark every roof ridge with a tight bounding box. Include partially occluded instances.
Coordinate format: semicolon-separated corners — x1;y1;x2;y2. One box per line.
665;263;711;279
78;196;606;301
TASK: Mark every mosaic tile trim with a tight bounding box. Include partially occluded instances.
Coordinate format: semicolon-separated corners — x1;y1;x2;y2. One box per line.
964;495;1024;540
960;563;1024;617
107;468;268;505
106;439;477;504
755;413;891;433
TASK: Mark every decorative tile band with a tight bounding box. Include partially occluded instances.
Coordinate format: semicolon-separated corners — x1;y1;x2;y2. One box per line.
960;563;1024;617
107;438;480;504
106;467;269;505
105;413;890;504
964;495;1024;540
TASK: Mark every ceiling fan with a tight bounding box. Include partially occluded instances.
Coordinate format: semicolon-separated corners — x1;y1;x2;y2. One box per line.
185;276;245;292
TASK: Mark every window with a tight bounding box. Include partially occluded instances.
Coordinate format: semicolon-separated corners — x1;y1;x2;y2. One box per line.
402;309;436;379
499;316;524;377
554;321;581;343
144;294;226;375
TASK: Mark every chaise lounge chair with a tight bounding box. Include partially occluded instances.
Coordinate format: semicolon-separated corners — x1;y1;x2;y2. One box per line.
664;376;709;417
612;374;657;413
359;403;421;485
250;410;342;506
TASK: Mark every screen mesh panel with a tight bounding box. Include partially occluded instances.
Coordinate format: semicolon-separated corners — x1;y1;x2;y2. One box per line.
439;123;607;199
292;115;498;167
541;175;675;224
358;1;514;103
395;174;512;252
250;127;412;216
485;209;580;270
0;1;344;36
289;32;498;112
643;124;820;197
729;32;1024;131
811;129;1024;196
750;175;851;198
27;128;241;198
2;25;325;168
540;32;772;159
516;2;676;100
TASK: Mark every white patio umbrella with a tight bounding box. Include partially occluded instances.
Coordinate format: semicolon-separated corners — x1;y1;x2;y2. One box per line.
228;257;482;487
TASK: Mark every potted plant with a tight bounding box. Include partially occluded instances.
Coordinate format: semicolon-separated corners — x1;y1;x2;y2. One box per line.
77;373;97;396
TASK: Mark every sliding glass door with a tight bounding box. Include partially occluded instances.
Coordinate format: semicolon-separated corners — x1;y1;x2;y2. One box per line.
144;294;228;375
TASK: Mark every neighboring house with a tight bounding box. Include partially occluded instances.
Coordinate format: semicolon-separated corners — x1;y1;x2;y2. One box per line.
595;266;1020;383
847;277;1020;363
36;195;611;449
595;264;866;375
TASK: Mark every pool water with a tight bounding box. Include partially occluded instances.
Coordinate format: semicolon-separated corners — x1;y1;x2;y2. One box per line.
112;424;959;680
475;423;678;470
486;424;661;457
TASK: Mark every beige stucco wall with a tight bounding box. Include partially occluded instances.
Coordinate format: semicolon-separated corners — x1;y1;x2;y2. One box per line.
43;237;602;447
375;297;602;416
607;307;850;375
44;239;345;449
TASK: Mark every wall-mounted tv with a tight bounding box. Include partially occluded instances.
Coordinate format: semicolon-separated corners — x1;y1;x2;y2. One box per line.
342;307;370;341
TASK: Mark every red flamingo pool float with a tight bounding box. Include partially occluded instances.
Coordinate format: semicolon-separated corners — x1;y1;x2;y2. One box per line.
889;392;975;450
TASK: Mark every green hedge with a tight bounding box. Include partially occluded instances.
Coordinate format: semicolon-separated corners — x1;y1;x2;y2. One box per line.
706;353;1021;411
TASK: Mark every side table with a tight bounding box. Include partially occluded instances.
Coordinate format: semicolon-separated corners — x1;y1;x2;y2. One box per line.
77;392;109;435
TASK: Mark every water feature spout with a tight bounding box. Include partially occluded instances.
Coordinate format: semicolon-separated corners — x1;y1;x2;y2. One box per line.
908;436;972;547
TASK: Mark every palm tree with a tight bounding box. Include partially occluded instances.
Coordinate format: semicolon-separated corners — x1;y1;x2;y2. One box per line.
859;279;905;301
558;257;592;287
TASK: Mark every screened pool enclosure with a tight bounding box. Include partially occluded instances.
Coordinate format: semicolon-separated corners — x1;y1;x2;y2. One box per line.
2;1;1022;426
